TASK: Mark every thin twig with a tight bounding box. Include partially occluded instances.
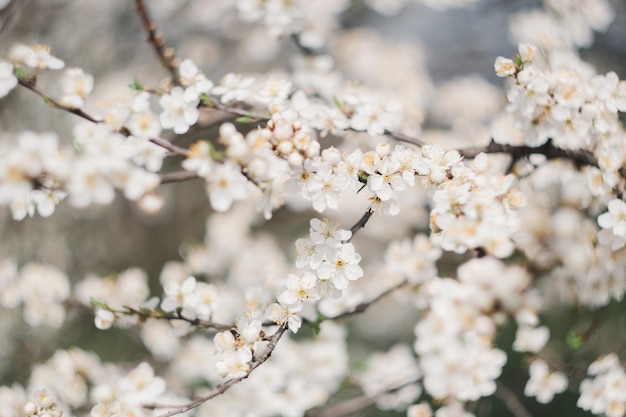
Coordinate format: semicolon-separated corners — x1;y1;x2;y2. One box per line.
385;130;425;147
348;209;374;240
495;382;535;417
459;139;599;169
306;395;374;417
135;0;180;86
154;326;288;417
579;306;605;343
159;170;199;184
326;280;408;321
17;78;189;158
18;78;100;124
149;138;189;157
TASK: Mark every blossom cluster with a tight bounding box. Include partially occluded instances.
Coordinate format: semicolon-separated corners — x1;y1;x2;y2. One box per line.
265;218;363;332
578;353;626;417
414;257;538;403
3;1;626;417
0;259;69;328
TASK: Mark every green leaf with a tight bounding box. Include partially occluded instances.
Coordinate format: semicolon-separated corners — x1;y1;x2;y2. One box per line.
567;331;583;351
236;116;253;124
333;96;343;108
200;93;213;107
513;54;524;68
90;297;107;309
14;68;29;81
128;78;144;91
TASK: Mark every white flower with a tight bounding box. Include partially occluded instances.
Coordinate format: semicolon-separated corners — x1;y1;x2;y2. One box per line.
317;243;363;290
159;87;200;134
215;349;252;379
513;326;549;353
161;276;200;313
0;60;17;98
206;161;249;212
278;272;319;305
178;59;213;98
212;73;255;104
256;75;291;105
59;67;94;108
598;199;626;239
118;362;166;404
127;111;161;139
265;302;303;333
94;309;115;330
8;44;64;69
524;359;568;404
494;57;516;77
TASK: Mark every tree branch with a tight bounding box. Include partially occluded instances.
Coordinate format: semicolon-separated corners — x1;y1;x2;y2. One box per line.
325;280;408;321
459;138;599;169
385;129;425;147
495;382;535;417
153;326;288;417
348;209;374;241
17;78;189;158
306;395;374;417
134;0;180;86
159;170;199;184
149;138;189;157
18;78;100;124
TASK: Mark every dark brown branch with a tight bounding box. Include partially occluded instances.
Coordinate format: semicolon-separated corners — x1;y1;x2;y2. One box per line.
459;138;599;169
17;78;189;158
135;0;180;86
348;209;374;241
579;307;605;344
159;170;199;184
107;305;233;331
496;382;535;417
153;326;288;417
18;78;100;124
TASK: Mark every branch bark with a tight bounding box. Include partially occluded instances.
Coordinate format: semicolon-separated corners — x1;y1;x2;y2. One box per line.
134;0;180;86
153;326;288;417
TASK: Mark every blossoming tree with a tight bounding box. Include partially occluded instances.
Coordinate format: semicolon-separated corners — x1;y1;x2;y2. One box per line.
0;0;625;417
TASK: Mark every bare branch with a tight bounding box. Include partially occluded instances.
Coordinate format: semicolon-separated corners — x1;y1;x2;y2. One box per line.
154;326;288;417
18;78;100;124
134;0;180;86
306;395;374;417
495;382;535;417
159;170;199;184
459;139;599;169
16;78;189;158
348;209;374;241
326;280;408;321
149;138;189;157
385;129;425;147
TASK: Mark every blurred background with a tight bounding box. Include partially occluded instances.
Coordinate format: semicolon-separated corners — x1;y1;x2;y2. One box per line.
0;1;625;416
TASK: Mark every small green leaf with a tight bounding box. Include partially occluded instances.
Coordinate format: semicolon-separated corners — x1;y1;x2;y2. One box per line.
567;331;583;351
333;96;343;108
90;297;107;309
200;93;213;107
513;54;524;68
236;116;253;124
128;78;144;91
14;68;30;81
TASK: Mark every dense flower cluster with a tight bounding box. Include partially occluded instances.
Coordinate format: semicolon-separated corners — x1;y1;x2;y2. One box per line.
2;1;626;417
